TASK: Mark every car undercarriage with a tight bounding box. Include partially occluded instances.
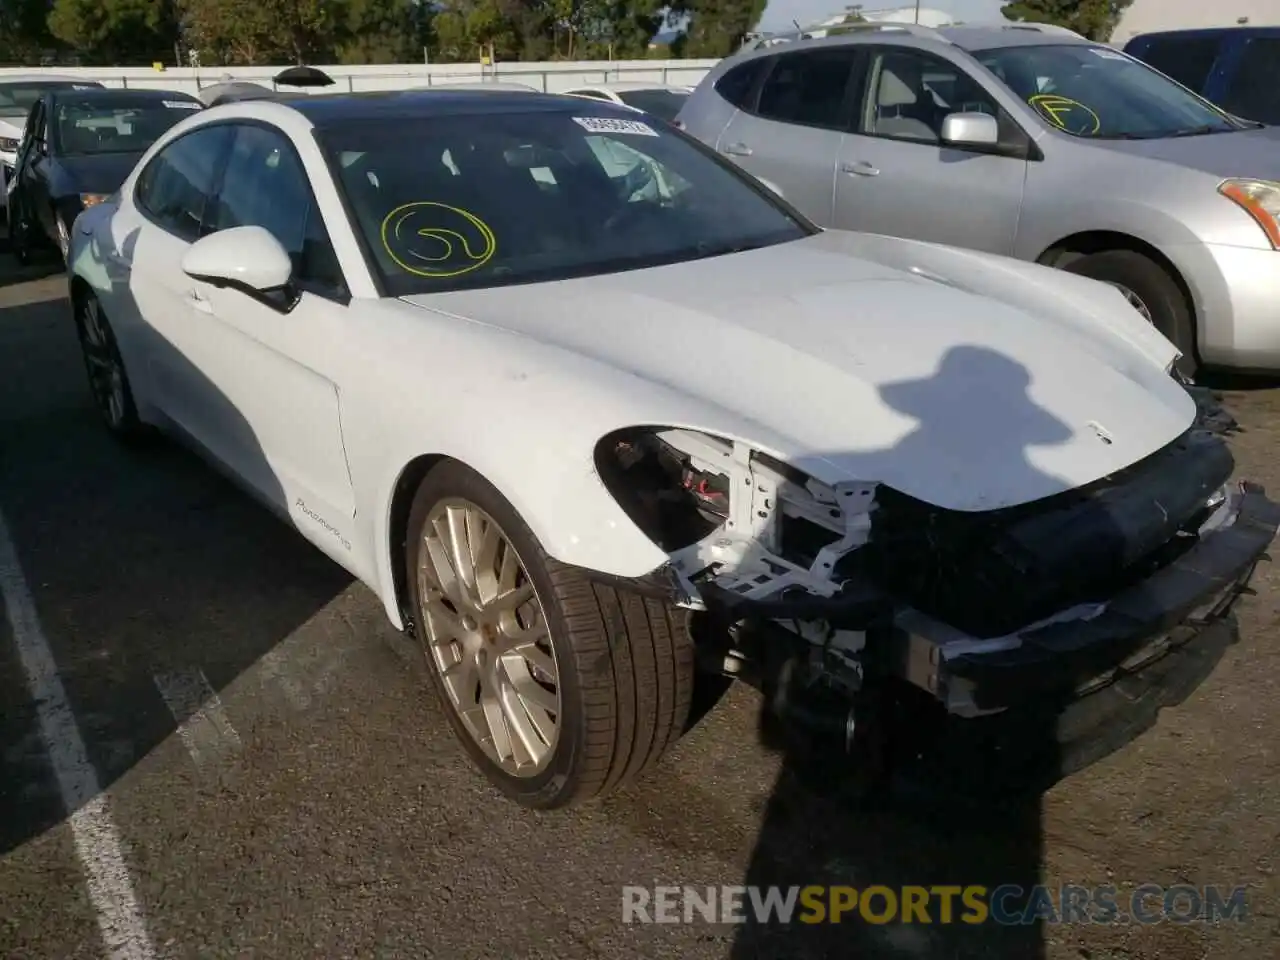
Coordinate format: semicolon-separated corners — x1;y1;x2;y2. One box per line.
596;385;1280;781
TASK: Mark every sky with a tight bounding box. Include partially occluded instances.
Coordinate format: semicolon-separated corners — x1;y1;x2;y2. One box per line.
757;0;1009;31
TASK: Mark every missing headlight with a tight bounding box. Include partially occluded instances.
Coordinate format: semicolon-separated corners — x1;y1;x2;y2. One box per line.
595;428;732;551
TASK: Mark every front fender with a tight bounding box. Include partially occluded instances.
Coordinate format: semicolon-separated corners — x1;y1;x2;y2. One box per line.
350;302;808;629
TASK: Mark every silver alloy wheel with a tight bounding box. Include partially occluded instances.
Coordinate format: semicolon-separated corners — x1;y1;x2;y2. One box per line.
1107;281;1154;324
56;218;69;260
417;499;560;777
80;297;125;427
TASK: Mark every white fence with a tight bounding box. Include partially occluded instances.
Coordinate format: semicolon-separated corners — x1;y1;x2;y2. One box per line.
0;59;721;96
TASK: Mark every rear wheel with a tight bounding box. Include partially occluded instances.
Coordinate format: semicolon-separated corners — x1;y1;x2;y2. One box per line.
9;197;32;265
406;460;695;809
1060;248;1197;379
75;291;149;442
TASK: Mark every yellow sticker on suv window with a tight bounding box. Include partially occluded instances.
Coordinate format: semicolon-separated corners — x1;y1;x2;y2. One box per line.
380;201;496;278
1028;94;1101;135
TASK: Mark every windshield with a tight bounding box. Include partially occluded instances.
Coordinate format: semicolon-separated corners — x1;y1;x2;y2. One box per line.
615;89;689;121
0;81;102;120
52;97;202;156
973;43;1242;139
321;109;811;296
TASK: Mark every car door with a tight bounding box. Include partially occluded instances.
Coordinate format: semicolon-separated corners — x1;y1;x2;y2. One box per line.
712;47;863;225
117;122;236;435
6;100;39;205
834;46;1029;255
18;101;53;236
185;121;356;536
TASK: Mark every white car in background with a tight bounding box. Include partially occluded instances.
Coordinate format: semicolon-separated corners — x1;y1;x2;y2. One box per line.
0;75;105;208
67;89;1277;810
561;81;693;121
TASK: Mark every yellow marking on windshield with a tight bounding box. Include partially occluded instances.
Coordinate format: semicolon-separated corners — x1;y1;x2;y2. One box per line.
1028;94;1101;135
380;201;497;278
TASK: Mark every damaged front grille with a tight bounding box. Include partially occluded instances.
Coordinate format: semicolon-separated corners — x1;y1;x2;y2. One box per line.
836;429;1235;639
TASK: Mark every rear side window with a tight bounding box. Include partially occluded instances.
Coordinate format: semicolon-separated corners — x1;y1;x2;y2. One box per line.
1132;36;1222;92
755;49;860;130
1220;38;1280;123
715;59;766;110
135;124;234;242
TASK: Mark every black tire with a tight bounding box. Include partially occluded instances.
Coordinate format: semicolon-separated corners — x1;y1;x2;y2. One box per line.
74;290;150;442
405;459;695;809
9;197;32;265
1060;248;1198;379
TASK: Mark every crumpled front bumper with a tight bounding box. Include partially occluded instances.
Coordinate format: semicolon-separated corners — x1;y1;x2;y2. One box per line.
894;480;1280;717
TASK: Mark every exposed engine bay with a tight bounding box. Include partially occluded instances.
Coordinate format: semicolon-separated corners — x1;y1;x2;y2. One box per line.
595;385;1277;744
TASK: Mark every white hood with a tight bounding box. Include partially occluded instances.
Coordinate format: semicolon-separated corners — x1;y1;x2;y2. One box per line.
0;117;24;145
406;231;1197;513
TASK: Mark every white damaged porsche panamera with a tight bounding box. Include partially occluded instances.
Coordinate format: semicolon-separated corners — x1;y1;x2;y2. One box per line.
68;89;1279;808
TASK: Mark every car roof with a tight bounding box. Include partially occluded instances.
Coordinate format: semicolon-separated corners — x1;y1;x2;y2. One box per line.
0;74;103;86
1125;25;1280;42
568;81;689;93
49;87;201;104
729;22;1092;60
936;24;1095;51
277;88;630;128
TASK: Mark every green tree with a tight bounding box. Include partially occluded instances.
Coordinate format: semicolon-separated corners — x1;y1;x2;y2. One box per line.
1000;0;1134;42
682;0;766;58
336;0;427;64
179;0;344;65
0;0;57;64
49;0;181;65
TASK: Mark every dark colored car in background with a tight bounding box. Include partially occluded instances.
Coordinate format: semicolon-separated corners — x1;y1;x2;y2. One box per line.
0;76;106;207
1123;26;1280;125
9;87;204;264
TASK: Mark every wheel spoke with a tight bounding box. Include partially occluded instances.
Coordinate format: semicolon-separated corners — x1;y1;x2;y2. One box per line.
444;505;481;606
497;660;555;765
471;516;501;605
424;523;466;608
488;582;534;615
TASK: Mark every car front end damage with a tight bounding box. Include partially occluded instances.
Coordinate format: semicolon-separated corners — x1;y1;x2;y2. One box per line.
595;386;1280;777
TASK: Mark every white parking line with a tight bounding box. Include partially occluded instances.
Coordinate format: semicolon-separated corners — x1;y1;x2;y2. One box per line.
153;668;242;767
0;508;157;960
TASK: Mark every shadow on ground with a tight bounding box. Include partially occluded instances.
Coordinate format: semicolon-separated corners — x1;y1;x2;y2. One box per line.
0;239;353;857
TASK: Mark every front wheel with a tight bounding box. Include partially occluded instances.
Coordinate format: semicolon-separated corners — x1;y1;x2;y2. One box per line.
406;460;695;809
1060;248;1197;379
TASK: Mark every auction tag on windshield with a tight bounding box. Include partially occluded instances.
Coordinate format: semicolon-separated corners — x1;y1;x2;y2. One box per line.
1089;48;1130;60
572;116;659;137
163;100;201;109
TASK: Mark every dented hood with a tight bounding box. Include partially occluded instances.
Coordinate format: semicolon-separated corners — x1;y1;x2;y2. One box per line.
403;230;1197;512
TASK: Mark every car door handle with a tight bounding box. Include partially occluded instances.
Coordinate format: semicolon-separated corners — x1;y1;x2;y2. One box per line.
185;289;213;314
720;142;753;157
841;160;880;176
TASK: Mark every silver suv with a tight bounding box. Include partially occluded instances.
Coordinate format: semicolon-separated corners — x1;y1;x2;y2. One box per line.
676;23;1280;377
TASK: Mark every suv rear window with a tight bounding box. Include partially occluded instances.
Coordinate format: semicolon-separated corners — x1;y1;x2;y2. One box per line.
715;59;766;110
1220;37;1280;123
1132;36;1222;92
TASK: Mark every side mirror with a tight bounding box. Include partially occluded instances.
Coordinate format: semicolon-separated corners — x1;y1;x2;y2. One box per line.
941;112;1000;147
181;225;293;295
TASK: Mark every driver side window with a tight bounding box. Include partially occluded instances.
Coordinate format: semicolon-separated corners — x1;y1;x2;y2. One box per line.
860;48;1010;146
205;124;346;299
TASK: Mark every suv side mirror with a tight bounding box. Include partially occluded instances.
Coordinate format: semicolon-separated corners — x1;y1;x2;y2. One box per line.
941;112;1000;147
